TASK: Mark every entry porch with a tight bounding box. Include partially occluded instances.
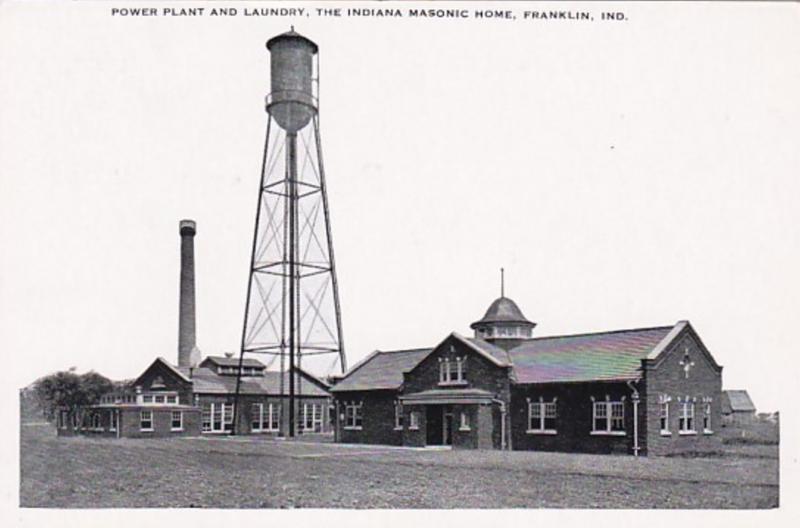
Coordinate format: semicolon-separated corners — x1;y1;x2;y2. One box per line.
399;388;502;449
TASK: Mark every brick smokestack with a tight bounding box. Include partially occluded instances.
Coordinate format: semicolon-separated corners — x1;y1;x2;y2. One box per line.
178;219;197;368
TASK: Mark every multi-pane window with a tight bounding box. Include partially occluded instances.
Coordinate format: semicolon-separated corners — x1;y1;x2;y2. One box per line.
527;399;557;433
251;403;280;432
344;402;363;429
299;403;323;433
439;357;465;384
679;401;695;433
140;410;153;431
171;411;183;431
592;399;625;434
660;402;669;433
394;402;404;430
202;403;234;433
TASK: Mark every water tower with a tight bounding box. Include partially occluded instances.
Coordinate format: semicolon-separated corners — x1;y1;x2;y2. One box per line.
233;30;346;437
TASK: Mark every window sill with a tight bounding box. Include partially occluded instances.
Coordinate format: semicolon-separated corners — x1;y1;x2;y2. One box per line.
140;428;154;432
438;380;468;387
458;427;471;432
590;431;626;436
660;431;672;437
527;429;557;435
343;426;363;431
679;430;698;436
703;429;714;435
171;428;183;432
409;426;419;431
394;426;403;431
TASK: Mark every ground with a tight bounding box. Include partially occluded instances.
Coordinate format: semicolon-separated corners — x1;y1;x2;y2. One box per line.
20;422;778;509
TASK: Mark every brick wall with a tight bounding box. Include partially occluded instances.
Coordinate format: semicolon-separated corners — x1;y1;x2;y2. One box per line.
334;390;403;445
118;407;201;438
511;382;637;455
642;327;723;456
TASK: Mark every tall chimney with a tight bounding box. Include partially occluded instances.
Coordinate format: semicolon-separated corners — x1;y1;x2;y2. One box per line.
178;219;197;367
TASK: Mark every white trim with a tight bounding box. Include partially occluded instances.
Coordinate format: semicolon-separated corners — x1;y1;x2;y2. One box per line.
526;429;557;435
171;410;183;431
140;410;153;432
590;431;626;436
679;431;698;436
451;332;509;367
646;321;688;360
458;411;471;431
409;411;420;430
343;426;363;431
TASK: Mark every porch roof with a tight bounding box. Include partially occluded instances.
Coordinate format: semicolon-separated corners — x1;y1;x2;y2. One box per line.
399;388;496;405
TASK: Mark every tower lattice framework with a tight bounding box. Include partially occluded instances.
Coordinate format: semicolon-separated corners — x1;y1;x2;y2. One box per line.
234;31;346;437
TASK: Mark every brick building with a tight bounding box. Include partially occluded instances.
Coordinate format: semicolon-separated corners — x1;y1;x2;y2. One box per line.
57;355;332;438
330;296;724;456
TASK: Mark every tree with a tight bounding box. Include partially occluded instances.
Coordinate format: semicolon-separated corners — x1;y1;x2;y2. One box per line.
34;370;113;429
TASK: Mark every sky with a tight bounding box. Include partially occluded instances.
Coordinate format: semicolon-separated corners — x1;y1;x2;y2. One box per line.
2;1;799;422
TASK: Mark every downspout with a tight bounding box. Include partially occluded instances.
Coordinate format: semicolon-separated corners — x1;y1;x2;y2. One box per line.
627;379;640;457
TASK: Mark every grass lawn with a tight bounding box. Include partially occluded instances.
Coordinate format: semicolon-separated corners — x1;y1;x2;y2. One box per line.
20;423;778;509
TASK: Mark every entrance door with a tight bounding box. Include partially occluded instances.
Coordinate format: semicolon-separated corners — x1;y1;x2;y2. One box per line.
443;407;453;446
426;405;443;445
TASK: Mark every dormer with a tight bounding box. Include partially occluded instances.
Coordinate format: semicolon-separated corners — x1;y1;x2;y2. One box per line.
199;355;266;377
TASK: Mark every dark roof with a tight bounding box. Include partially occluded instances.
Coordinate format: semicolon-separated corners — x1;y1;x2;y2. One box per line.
722;390;756;413
465;337;513;365
330;348;432;392
470;296;535;328
177;367;329;397
508;326;674;384
201;356;265;368
266;29;318;53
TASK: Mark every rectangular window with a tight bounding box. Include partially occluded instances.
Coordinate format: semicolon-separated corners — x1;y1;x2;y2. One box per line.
166;395;178;404
171;411;183;431
679;401;696;434
202;404;212;432
439;357;465;384
394;402;404;430
703;402;712;434
409;411;420;430
344;402;363;429
154;395;165;404
109;410;117;432
299;403;323;433
591;399;626;435
527;400;557;434
660;402;670;434
92;413;101;430
251;403;263;432
459;411;470;431
140;410;153;431
202;403;233;433
142;395;153;404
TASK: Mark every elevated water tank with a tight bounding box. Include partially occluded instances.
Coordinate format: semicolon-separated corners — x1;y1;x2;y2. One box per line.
266;29;318;133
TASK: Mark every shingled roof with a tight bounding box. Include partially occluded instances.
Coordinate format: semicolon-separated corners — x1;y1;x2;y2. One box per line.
509;326;674;384
201;356;266;368
722;390;756;413
177;367;329;397
329;348;432;392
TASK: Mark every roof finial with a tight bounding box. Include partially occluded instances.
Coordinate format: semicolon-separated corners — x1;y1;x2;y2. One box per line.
501;267;505;297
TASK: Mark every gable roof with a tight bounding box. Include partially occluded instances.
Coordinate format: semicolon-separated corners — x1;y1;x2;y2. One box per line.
200;356;266;368
722;390;756;413
179;367;329;397
329;348;432;392
508;326;675;384
133;357;193;386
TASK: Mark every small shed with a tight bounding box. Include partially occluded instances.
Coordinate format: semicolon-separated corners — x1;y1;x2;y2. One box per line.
721;390;756;426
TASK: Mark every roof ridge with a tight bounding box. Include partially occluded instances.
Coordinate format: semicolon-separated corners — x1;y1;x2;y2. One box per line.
521;325;674;343
376;347;432;354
